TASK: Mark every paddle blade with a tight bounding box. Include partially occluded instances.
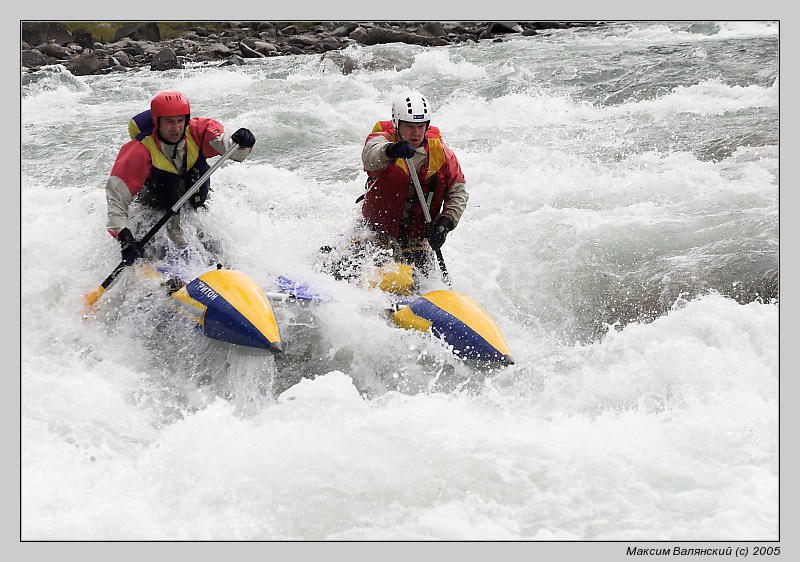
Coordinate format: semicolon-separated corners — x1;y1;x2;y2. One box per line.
275;276;324;301
83;285;106;314
83;260;128;316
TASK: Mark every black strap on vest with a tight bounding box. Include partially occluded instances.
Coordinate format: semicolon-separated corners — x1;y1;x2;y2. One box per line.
356;175;378;204
427;173;438;207
174;149;206;208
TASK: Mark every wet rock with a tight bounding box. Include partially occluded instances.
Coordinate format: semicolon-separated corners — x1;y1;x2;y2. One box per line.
358;27;449;47
21;22;73;46
239;41;266;58
114;22;161;43
490;22;524;34
72;31;95;49
40;42;70;58
111;51;132;67
65;53;104;76
20;49;46;68
150;47;181;71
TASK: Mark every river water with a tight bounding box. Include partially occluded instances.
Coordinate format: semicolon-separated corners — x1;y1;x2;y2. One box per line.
21;20;780;547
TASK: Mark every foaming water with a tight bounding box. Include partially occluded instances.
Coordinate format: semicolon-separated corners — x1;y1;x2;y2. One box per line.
21;21;778;541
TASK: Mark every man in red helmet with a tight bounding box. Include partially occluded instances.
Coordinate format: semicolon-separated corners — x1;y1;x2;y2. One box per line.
105;90;256;266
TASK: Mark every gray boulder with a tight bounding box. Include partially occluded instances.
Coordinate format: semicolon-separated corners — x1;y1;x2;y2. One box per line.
111;51;132;67
253;41;279;55
71;31;94;48
356;27;448;47
65;53;104;76
238;41;266;58
40;43;70;58
150;47;181;71
206;42;233;56
20;49;46;68
489;22;524;34
21;22;73;46
114;22;161;43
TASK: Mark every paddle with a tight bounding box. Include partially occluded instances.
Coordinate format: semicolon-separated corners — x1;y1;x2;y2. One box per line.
405;157;451;286
274;275;324;302
83;142;240;313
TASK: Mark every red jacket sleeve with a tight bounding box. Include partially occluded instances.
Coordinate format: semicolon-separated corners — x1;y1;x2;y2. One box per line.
189;117;225;158
109;140;152;197
443;143;466;187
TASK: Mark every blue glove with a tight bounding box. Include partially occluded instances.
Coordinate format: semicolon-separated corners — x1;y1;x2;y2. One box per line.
385;141;415;159
427;216;454;251
231;128;256;148
118;228;142;265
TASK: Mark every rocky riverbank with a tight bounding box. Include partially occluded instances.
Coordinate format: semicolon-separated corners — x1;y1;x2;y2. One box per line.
21;21;603;76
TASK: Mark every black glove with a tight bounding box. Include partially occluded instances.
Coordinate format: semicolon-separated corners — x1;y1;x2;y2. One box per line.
231;128;256;148
118;228;142;265
427;216;454;251
385;141;415;159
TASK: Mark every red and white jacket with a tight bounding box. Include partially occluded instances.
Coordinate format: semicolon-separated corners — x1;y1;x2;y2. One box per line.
105;112;251;237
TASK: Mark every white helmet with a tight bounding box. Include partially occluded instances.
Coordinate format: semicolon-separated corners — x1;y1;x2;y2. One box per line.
391;91;432;130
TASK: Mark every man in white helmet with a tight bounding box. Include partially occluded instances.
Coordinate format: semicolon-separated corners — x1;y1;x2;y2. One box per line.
358;90;469;276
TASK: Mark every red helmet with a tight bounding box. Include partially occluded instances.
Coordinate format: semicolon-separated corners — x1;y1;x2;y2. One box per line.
150;90;190;125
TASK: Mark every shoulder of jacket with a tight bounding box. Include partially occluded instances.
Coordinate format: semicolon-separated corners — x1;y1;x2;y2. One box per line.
189;116;224;138
122;138;151;155
426;125;443;138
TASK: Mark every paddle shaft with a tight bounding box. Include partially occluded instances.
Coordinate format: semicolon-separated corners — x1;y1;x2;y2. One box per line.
89;143;240;299
405;157;451;285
